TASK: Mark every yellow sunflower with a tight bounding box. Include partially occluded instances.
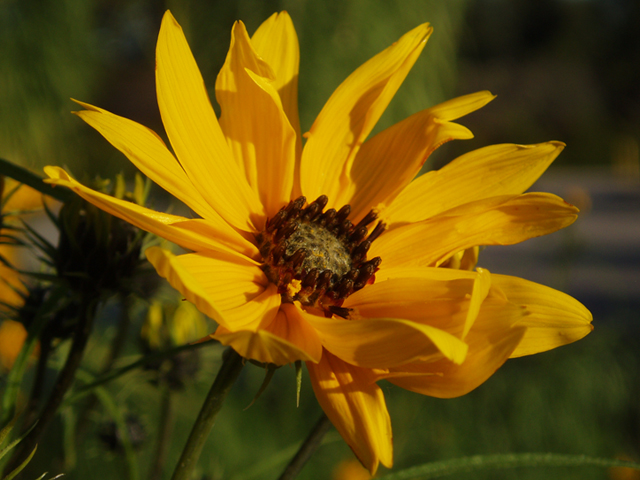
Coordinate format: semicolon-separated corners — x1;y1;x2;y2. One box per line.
45;11;592;473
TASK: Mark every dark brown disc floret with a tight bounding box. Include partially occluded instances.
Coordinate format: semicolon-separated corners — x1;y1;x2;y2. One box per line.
255;195;385;318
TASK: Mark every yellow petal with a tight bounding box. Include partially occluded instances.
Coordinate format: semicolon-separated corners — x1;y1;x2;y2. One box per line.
145;247;229;328
300;23;432;206
262;303;322;363
73;101;220;221
299;309;468;368
0;244;27;312
170;251;280;331
212;314;319;366
156;11;263;231
463;267;492;339
387;312;526;398
251;12;302;163
345;267;476;338
307;351;392;473
145;247;279;333
215;21;296;217
347;91;495;221
371;193;579;269
2;179;44;212
44;166;246;256
492;274;593;357
0;320;29;372
383;142;565;228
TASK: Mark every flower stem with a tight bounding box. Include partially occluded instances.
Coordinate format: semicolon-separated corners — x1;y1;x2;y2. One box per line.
278;413;332;480
6;296;96;472
148;385;173;480
170;348;244;480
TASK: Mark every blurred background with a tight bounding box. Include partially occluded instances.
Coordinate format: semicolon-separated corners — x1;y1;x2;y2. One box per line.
1;0;639;479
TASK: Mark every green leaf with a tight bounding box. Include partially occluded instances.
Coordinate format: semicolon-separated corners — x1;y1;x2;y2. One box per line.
375;453;640;480
0;421;38;461
295;360;302;408
2;445;37;480
244;364;278;410
0;158;72;203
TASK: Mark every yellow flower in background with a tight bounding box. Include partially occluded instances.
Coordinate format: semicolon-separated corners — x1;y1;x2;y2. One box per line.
0;178;44;371
0;178;43;311
45;11;592;473
142;298;209;351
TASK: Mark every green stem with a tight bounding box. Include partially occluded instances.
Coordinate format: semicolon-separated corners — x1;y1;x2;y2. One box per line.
75;294;131;440
66;340;214;404
148;385;173;480
170;348;244;480
277;413;332;480
5;296;96;472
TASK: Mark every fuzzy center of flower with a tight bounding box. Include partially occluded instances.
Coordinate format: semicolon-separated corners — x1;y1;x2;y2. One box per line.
256;195;385;318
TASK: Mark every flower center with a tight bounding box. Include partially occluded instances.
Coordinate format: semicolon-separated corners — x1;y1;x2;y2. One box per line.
256;195;385;318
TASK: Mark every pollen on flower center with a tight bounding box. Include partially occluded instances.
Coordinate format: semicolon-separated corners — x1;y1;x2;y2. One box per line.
256;195;385;318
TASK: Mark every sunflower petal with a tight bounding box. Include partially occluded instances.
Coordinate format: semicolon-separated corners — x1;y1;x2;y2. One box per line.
145;247;228;327
251;12;302;161
371;193;579;268
156;11;263;231
163;251;280;331
44;167;241;255
347;91;495;220
463;267;492;339
387;314;526;398
260;303;323;363
383;142;565;228
73;101;217;220
300;23;432;205
492;274;593;357
216;22;296;216
213;322;318;365
307;351;392;473
299;309;468;368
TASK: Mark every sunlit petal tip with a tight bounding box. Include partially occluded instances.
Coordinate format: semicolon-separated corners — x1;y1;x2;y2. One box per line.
492;274;593;357
428;90;496;122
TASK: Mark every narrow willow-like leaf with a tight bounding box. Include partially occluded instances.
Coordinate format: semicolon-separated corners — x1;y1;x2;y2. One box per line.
244;364;278;410
295;361;302;408
376;453;640;480
0;422;37;461
2;445;36;480
0;158;72;203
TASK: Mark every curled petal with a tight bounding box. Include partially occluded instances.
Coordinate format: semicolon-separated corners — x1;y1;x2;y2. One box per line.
250;11;302;162
307;351;392;473
213;321;318;365
387;313;526;398
299;309;468;368
216;22;296;216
